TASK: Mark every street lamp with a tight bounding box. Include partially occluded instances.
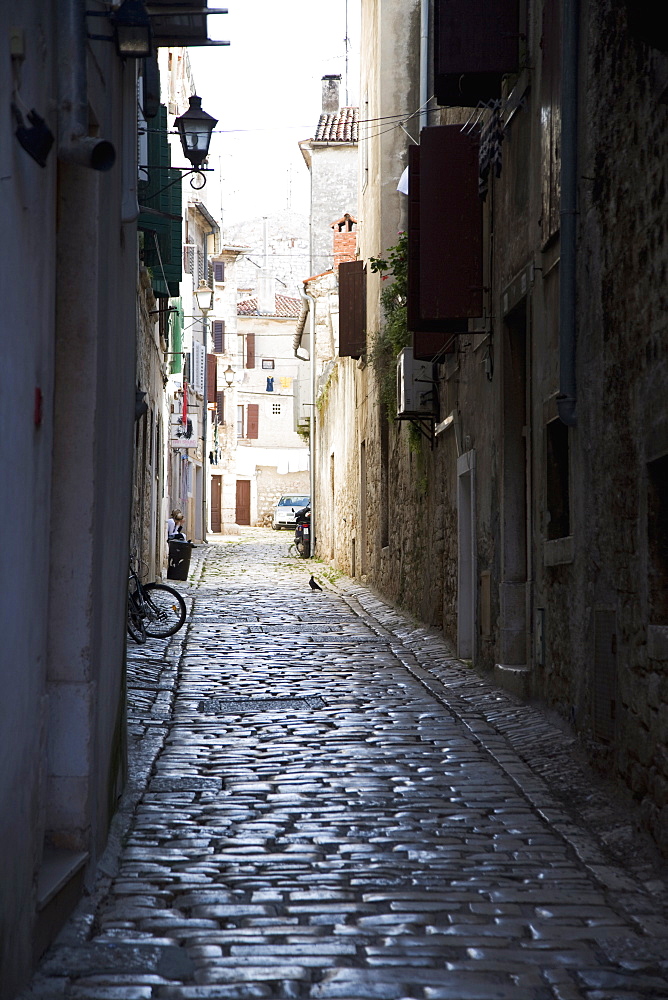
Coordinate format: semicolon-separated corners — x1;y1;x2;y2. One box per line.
175;96;218;171
194;279;214;315
223;364;236;387
111;0;153;58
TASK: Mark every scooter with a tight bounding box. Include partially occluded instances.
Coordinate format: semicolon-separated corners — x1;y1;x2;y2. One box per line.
294;506;311;558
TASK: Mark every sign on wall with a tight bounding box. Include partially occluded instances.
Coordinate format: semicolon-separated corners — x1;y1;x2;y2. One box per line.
170;413;198;448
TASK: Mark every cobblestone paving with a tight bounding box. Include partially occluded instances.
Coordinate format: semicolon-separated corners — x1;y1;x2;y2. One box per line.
22;531;668;1000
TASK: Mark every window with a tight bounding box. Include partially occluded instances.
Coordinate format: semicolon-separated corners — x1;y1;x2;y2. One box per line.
236;404;244;438
338;260;366;359
213;261;225;282
272;403;281;415
546;418;570;540
247;403;259;439
206;353;217;403
262;359;275;369
212;320;225;353
648;455;668;624
407;126;482;360
434;0;520;107
246;332;256;369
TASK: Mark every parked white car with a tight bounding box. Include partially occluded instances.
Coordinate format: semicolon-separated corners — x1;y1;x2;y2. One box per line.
272;495;310;530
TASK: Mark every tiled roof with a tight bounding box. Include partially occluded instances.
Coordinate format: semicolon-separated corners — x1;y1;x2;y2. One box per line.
314;107;359;143
237;294;302;318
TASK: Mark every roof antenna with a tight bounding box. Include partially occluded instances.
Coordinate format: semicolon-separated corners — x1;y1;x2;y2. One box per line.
344;0;350;105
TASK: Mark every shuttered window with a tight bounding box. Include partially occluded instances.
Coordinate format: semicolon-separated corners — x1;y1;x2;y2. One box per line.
216;390;224;422
138;105;182;296
213;261;225;282
338;260;366;359
407;126;482;360
207;353;217;403
212;320;225;353
247;403;259;439
540;0;561;243
434;0;519;107
246;332;256;369
191;341;206;394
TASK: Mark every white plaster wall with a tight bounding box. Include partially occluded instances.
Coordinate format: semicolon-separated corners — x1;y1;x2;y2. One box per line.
310;144;358;276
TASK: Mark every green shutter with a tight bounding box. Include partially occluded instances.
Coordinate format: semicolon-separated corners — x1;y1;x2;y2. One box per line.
169;298;183;375
138;105;182;296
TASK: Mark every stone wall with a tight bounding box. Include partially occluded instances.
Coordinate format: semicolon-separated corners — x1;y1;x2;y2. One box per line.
312;0;668;854
256;467;310;527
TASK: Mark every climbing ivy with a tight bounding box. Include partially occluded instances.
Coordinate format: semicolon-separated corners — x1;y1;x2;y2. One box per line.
367;232;411;420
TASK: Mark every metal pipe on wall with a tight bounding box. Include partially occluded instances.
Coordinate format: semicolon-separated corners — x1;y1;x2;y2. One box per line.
58;0;116;171
557;0;579;427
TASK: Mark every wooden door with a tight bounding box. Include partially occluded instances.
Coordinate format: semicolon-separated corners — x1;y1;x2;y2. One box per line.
211;475;222;532
235;479;251;525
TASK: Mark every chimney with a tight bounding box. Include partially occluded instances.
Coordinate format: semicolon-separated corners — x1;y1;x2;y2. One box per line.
322;75;342;115
331;214;357;271
257;271;275;315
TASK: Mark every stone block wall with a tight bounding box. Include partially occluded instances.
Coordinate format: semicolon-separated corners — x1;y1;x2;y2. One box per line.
255;467;310;527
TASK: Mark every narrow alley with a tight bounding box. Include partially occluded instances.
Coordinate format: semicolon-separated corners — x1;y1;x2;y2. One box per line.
25;532;668;1000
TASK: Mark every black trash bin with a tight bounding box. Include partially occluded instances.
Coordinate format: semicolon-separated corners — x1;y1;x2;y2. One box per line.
167;539;193;581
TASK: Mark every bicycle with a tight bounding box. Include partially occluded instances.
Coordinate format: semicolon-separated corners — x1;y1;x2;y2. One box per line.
127;562;187;641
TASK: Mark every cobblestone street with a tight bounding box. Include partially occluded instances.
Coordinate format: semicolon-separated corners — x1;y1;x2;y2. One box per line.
23;531;668;1000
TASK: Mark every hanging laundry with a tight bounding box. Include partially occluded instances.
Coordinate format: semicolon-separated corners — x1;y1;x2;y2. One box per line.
266;377;274;392
479;102;504;200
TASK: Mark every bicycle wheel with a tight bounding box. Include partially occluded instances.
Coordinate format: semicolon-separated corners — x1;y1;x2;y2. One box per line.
142;583;187;638
127;593;147;643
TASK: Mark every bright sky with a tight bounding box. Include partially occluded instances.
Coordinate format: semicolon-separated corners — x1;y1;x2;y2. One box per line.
187;1;361;230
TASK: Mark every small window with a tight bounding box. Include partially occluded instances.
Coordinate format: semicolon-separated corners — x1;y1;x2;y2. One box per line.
546;418;570;540
236;404;244;438
272;403;281;415
262;359;275;369
648;455;668;624
213;261;225;282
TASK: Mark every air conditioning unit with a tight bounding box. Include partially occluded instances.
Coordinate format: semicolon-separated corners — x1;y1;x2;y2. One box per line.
397;347;437;418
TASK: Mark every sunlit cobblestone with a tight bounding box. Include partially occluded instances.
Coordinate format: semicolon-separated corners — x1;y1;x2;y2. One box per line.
21;531;668;1000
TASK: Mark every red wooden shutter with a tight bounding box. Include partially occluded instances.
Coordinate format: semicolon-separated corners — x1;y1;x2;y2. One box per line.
212;320;225;353
434;0;519;106
338;260;366;358
407;129;480;360
540;0;562;243
247;403;259;439
207;353;217;403
246;332;256;369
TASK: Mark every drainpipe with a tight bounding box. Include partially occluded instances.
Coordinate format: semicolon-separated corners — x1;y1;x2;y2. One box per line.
58;0;116;171
419;0;429;132
557;0;579;426
300;284;317;556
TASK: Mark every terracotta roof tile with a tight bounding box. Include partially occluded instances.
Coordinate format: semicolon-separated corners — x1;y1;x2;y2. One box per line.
237;294;302;318
314;107;359;143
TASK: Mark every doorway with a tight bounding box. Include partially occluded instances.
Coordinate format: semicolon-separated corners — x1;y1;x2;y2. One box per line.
235;479;251;525
211;475;222;532
499;302;529;667
457;450;476;659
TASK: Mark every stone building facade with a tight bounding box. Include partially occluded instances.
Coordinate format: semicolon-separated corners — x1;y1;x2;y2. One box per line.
308;0;668;854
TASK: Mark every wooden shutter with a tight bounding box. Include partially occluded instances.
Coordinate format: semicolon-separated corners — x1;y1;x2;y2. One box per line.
246;332;256;369
137;105;182;296
338;261;366;358
207;353;217;403
212;320;225;353
214;261;225;282
434;0;519;106
540;0;562;243
247;403;259;439
216;390;225;422
408;128;481;359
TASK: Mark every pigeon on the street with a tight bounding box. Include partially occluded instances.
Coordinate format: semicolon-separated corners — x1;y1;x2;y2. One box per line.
309;575;322;591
